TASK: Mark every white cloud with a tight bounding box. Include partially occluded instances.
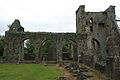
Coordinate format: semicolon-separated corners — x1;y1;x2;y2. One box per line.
0;0;120;35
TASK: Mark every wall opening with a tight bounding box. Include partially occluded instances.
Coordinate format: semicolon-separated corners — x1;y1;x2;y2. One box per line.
62;40;78;61
98;23;105;27
90;26;93;32
92;38;100;50
90;18;93;24
92;38;100;62
62;42;72;60
24;39;35;60
39;39;56;61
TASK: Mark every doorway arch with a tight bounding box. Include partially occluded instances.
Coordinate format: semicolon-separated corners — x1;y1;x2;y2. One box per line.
92;38;101;63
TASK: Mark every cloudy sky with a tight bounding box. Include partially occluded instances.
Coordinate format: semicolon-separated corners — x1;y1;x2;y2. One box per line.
0;0;120;35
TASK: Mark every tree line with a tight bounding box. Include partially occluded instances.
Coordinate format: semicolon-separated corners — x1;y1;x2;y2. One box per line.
0;35;4;56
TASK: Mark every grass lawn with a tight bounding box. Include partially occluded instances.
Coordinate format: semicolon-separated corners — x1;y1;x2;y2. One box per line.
0;64;64;80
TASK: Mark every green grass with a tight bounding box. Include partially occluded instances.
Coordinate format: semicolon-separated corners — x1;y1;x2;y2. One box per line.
0;64;64;80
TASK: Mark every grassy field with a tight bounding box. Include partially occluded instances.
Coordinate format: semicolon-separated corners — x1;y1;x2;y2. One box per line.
0;64;64;80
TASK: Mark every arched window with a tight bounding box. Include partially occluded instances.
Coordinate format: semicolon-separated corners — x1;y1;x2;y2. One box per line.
90;18;93;24
92;38;100;55
90;18;93;32
90;26;93;32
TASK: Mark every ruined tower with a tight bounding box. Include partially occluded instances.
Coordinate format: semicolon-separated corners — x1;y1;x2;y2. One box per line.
76;5;120;80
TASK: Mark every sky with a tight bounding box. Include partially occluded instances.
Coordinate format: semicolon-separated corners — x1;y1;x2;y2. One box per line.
0;0;120;35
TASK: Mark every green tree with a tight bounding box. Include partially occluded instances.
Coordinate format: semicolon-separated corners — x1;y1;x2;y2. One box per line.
24;39;35;53
0;35;4;56
41;40;53;53
62;43;70;52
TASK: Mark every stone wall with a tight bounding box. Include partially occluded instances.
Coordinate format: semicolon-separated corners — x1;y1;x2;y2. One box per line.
4;20;87;63
76;5;120;80
3;5;120;80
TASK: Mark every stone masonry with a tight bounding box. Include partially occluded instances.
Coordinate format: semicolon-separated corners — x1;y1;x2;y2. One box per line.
3;5;120;80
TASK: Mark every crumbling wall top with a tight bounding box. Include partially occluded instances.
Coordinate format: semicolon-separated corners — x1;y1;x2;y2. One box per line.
9;19;24;32
76;5;85;13
76;5;116;14
105;5;115;13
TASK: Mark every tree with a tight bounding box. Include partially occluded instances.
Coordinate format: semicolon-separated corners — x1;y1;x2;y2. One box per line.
41;40;53;53
24;39;35;53
62;42;70;52
0;35;4;56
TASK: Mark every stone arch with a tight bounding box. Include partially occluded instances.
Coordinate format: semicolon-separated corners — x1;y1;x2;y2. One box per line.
92;38;100;48
61;38;78;61
92;38;100;54
38;39;57;61
4;32;85;63
92;38;101;63
22;38;35;60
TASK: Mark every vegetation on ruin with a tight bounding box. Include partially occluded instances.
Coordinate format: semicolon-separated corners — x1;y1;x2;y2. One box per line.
0;64;64;80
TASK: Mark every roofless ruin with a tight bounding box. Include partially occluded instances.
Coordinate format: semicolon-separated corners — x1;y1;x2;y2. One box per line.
3;5;120;80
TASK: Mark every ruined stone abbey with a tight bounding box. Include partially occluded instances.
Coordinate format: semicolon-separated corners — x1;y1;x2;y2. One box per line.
3;5;120;80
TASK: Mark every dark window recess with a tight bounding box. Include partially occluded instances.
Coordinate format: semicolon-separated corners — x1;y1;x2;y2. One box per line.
98;23;104;26
90;18;93;23
106;50;109;53
90;26;93;32
86;21;88;25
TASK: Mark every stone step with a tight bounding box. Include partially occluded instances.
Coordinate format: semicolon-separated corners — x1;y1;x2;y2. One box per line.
81;72;93;79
